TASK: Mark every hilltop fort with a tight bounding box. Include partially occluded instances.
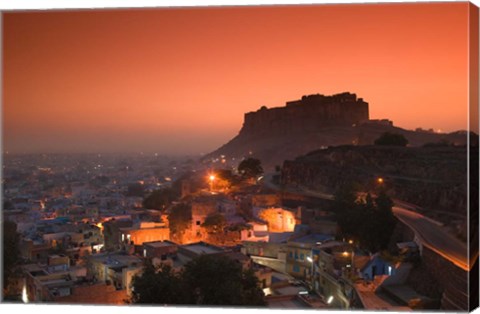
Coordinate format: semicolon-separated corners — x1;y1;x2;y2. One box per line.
207;92;470;170
240;92;369;138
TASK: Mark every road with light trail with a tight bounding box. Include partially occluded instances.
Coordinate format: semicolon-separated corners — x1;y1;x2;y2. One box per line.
263;174;473;271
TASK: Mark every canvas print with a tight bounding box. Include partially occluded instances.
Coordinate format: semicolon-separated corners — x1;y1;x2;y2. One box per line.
1;1;479;312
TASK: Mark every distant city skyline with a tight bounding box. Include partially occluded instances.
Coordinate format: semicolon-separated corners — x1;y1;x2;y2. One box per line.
3;3;475;154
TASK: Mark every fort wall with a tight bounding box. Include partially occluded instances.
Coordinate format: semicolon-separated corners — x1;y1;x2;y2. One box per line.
240;92;369;137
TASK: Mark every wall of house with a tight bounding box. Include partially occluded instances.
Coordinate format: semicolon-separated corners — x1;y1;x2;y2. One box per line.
123;227;170;245
55;283;127;305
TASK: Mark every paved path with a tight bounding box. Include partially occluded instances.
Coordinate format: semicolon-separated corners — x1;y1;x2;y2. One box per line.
392;206;471;271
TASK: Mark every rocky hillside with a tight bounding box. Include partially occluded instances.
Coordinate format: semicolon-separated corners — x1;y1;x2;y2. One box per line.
281;145;474;233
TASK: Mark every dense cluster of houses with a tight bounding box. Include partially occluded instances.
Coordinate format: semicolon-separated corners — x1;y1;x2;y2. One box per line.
4;154;422;309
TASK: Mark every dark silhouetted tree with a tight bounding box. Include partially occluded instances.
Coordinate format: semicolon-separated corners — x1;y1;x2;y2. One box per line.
168;203;192;235
130;261;188;305
182;255;266;306
201;213;226;233
238;158;263;179
131;255;266;306
143;188;178;210
334;186;396;252
374;132;408;147
333;184;361;239
3;221;20;297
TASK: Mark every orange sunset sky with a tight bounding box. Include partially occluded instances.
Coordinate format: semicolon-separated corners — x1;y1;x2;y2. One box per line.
2;2;476;155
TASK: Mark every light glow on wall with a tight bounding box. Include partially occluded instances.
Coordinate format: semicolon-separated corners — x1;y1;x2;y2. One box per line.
22;284;29;303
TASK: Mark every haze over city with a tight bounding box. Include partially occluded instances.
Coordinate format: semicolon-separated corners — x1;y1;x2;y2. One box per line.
2;2;478;311
3;3;471;154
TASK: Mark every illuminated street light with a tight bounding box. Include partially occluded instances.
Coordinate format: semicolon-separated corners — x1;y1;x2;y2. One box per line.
306;256;313;263
377;177;384;184
327;296;334;304
209;174;216;192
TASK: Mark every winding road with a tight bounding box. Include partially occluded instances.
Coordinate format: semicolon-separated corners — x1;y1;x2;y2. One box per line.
263;174;473;271
392;206;471;271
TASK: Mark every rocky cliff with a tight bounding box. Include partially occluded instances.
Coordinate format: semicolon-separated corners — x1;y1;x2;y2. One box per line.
207;92;471;170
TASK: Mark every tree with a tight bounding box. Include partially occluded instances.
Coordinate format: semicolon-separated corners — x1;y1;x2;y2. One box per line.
333;186;397;252
130;255;265;306
333;184;361;239
3;221;20;297
423;139;452;147
228;223;253;232
168;203;192;235
143;188;178;210
374;132;408;147
372;191;397;250
182;255;266;306
130;261;188;305
201;213;226;233
238;158;263;179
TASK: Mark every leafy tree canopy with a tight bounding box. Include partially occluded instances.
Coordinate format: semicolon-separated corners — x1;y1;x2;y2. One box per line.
130;261;188;305
201;213;226;233
143;188;178;210
374;132;408;147
168;203;192;235
238;158;263;179
333;185;396;252
131;255;266;306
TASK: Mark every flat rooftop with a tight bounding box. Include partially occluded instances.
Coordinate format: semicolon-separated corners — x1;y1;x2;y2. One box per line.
289;234;334;245
182;243;224;255
90;253;142;266
145;241;177;248
268;232;294;243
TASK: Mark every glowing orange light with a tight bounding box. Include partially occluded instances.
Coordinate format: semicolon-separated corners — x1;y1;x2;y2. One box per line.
377;177;384;184
209;175;215;181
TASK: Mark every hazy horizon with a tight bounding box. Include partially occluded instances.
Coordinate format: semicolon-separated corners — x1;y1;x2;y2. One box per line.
3;3;475;155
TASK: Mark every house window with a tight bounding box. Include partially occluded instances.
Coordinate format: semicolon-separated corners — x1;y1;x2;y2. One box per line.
289;252;293;258
293;264;300;273
300;253;304;261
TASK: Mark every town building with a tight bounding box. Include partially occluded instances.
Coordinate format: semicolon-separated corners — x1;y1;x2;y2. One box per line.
285;234;334;279
119;221;170;247
86;252;143;295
